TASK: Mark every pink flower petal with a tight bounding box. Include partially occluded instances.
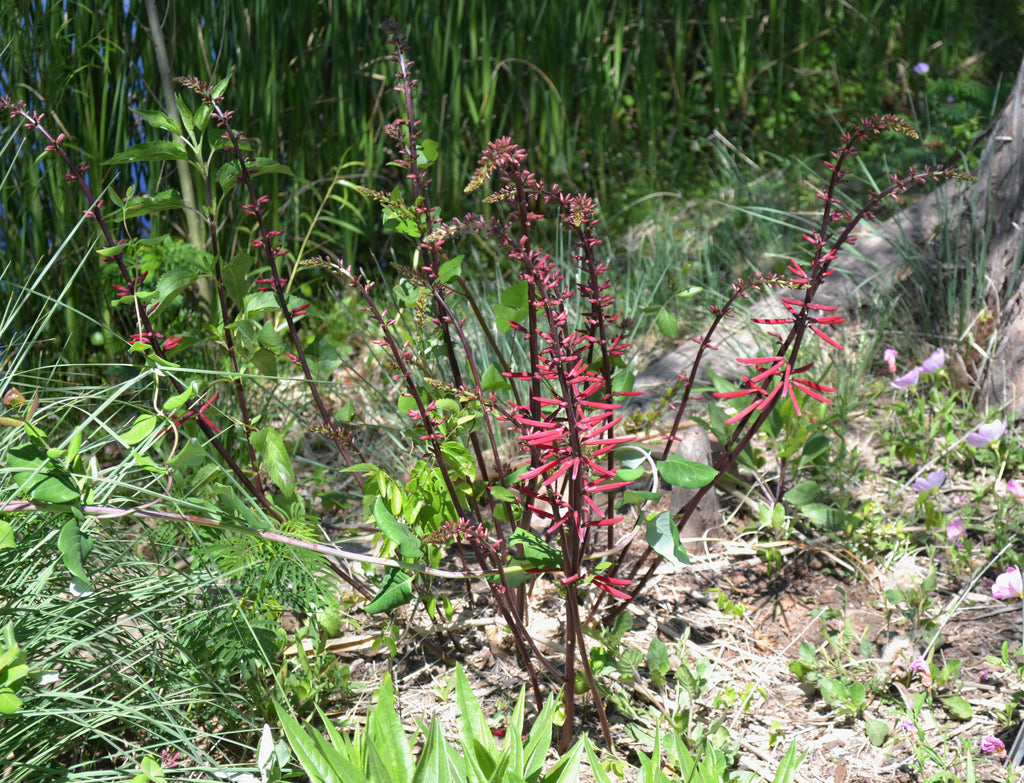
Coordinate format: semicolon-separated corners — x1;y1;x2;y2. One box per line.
920;348;945;374
945;519;966;540
883;348;898;374
912;470;946;493
992;566;1023;600
966;419;1006;448
891;367;921;390
980;735;1006;755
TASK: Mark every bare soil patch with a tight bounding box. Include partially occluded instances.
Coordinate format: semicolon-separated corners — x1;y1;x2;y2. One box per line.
309;538;1020;782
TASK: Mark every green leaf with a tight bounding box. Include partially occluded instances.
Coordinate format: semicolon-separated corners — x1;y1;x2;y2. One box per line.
612;369;635;394
365;568;414;614
645;510;689;567
121;414;158;446
655;308;678;339
274;704;364;783
299;335;341;380
523;694;557;780
537;734;585;783
175;93;195;136
210;75;231;100
216;157;294;191
115;190;186;221
253;428;295;495
57;517;93;585
221;252;254;307
243;290;282;317
584;737;616;783
656;454;717;488
105;141;188;165
437;255;463;284
150;268;198;315
770;741;806;783
168;438;208;468
608;610;633;648
941;695;973;720
817;677;845;705
134;108;182;135
367;675;414;783
66;428;83;466
455;664;497;780
800;503;844;532
0;691;23;715
372;497;422;559
5;444;80;504
481;363;511;391
864;719;890;748
162;385;195;412
392;278;421;306
490;485;517;503
798;432;830;467
784;480;820;507
412;718;454;783
508;528;563;570
614;466;645;482
616;647;643;682
503;688;527;776
493;281;529;333
419;138;439;164
647;636;670;688
0;521;13;549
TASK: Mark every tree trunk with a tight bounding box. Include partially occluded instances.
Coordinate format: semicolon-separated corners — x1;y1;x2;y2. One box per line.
968;56;1024;413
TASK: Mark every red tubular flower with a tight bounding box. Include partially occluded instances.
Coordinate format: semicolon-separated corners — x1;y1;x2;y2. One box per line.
165;393;221;435
593;574;633;600
255;277;287;291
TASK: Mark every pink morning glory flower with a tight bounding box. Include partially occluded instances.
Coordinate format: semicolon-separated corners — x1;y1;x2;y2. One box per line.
883;348;898;374
965;419;1006;448
980;735;1006;755
992;566;1023;600
919;348;945;374
891;366;921;390
946;519;965;540
913;470;946;493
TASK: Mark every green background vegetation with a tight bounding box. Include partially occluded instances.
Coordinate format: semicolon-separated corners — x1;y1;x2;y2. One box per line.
3;0;1020;280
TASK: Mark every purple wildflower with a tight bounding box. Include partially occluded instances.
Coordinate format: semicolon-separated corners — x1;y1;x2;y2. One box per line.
891;366;921;390
883;348;898;374
909;655;928;673
913;470;946;493
992;566;1023;600
913;62;930;75
980;735;1006;755
919;348;945;374
1008;478;1024;503
965;419;1006;448
945;518;965;541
